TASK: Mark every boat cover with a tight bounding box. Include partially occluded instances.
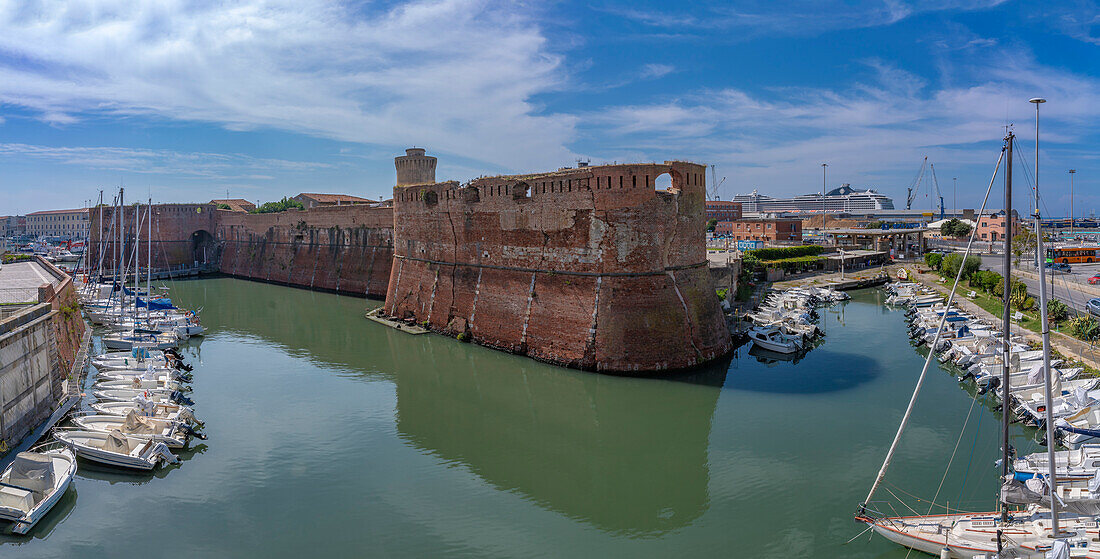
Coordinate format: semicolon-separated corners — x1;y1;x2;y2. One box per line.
5;452;54;494
104;430;131;454
122;411;159;435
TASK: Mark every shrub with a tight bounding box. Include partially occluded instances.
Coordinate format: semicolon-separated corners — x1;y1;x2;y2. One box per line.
716;288;729;301
747;245;823;261
1069;317;1100;341
1047;300;1069;323
216;203;232;210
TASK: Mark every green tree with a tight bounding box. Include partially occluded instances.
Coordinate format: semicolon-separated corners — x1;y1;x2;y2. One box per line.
251;197;306;214
924;252;943;270
940;219;972;237
864;220;886;229
216;203;231;210
1012;230;1037;267
940;253;982;280
706;218;718;232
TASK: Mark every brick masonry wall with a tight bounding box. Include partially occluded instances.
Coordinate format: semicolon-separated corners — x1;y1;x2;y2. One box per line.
384;161;732;373
88;204;219;272
216;205;394;297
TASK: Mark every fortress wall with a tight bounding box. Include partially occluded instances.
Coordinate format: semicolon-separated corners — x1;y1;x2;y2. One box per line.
383;162;732;372
215;205;394;297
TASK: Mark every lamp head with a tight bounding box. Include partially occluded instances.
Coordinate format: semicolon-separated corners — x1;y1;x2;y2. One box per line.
1029;97;1046;104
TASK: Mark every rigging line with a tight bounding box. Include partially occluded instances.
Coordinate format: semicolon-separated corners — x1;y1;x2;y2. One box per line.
863;147;1004;506
955;397;984;507
926;381;981;515
884;486;923;517
882;481;991;514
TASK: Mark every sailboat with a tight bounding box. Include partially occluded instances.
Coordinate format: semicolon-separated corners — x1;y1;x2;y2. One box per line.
856;129;1096;557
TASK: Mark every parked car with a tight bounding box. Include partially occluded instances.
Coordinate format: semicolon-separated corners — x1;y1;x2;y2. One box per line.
1046;262;1072;273
1089;298;1100;317
1089;274;1100;285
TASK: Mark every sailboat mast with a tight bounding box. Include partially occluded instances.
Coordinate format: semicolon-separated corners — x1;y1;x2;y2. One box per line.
998;132;1013;551
134;200;140;320
147;199;152;322
1031;97;1061;537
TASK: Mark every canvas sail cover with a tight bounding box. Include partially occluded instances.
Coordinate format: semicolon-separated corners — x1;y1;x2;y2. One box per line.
5;452;54;494
1001;478;1043;505
104;430;131;454
122;411;158;435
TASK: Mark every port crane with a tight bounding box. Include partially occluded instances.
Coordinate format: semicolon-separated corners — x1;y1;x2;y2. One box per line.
904;157;945;220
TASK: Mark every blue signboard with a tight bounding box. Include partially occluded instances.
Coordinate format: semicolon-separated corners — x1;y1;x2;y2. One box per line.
737;240;763;251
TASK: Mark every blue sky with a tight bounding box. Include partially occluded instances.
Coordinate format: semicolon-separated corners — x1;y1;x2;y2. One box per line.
0;0;1097;217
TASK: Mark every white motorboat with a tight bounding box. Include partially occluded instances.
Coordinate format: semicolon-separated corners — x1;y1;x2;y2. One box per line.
54;429;177;471
748;326;803;354
94;377;186;392
0;444;76;535
91;387;176;402
69;411;199;449
90;399;200;426
101;331;178;351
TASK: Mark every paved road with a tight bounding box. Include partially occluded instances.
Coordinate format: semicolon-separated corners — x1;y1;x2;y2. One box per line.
973;254;1099;314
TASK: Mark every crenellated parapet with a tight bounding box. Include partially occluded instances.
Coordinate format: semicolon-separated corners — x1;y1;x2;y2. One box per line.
384;161;731;373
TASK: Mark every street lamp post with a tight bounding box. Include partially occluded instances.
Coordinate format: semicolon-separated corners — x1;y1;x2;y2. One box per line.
1069;169;1076;238
821;163;828;244
1030;96;1061;539
953;177;957;216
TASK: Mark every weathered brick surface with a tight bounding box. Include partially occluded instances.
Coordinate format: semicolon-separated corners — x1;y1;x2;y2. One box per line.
215;205;394;297
88;204;219;272
384;161;732;373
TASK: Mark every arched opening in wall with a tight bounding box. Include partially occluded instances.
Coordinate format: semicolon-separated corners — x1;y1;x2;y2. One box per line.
191;230;215;266
655;173;673;191
422;190;438;207
462;187;480;203
512;181;531;200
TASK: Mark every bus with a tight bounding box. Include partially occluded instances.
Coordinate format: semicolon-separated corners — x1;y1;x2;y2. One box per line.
1047;246;1100;263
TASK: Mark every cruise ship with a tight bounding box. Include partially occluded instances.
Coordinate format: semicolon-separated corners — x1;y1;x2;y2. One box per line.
733;184;894;213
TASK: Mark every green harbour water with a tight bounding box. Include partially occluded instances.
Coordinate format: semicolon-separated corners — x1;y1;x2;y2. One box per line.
0;278;1049;557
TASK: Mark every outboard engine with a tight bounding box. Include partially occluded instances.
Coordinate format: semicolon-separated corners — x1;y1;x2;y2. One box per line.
977;376;1000;395
177;423;208;441
170;390;195;407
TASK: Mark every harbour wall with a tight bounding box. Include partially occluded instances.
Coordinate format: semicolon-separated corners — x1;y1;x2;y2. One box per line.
382;161;733;373
88;203;220;272
215;205;394;298
0;259;85;451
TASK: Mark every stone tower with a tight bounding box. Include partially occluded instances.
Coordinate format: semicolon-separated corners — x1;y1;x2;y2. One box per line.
395;148;437;186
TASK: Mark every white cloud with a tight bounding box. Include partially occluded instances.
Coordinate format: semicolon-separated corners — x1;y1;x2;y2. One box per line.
0;0;577;171
584;54;1100;201
0;142;332;179
602;0;1008;36
639;63;674;79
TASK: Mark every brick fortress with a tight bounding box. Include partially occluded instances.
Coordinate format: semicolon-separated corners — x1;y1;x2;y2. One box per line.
382;160;732;373
87;150;732;373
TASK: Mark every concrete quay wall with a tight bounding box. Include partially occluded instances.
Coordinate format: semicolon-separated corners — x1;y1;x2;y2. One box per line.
383;161;733;373
0;259;85;451
216;205;394;298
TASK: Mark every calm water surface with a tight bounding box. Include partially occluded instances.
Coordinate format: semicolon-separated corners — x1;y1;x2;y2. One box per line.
1;279;1047;557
